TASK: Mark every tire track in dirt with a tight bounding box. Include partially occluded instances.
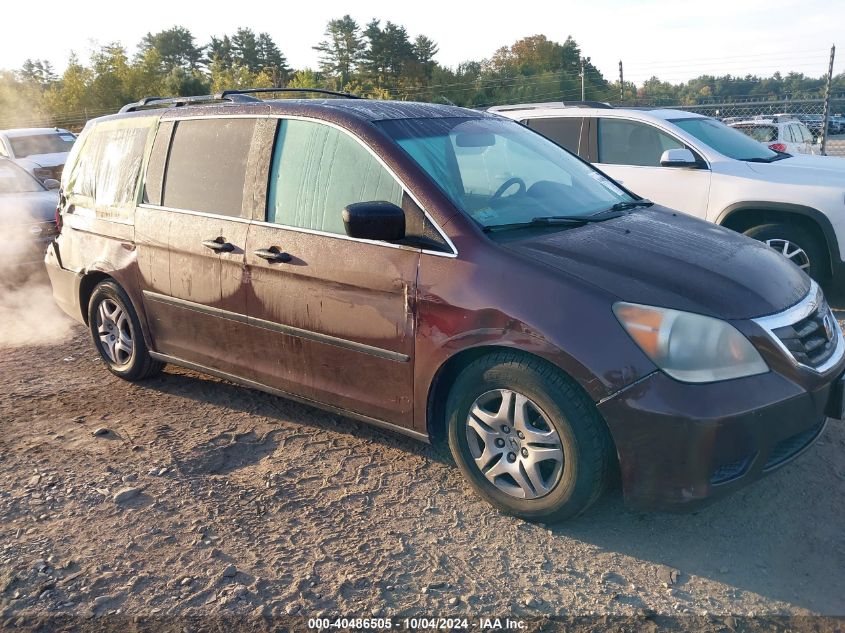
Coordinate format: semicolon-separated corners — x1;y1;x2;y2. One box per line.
1;325;844;623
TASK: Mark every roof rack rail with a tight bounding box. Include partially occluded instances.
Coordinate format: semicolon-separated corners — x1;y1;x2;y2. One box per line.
119;92;260;113
216;88;362;100
487;100;613;112
119;87;362;114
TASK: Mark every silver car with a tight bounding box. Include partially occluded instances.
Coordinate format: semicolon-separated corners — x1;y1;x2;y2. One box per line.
0;157;60;270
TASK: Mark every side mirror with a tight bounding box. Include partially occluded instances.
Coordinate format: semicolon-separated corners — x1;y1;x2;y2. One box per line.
660;148;698;167
342;201;405;241
43;179;61;190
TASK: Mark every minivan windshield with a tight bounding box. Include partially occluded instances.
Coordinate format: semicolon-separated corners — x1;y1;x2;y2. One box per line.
376;117;634;229
670;117;784;161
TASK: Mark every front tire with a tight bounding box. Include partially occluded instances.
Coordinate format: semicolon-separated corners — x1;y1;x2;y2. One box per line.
446;352;613;522
743;223;827;281
87;280;163;381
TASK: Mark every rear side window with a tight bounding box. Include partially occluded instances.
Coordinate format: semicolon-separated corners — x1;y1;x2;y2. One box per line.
65;117;156;220
525;117;583;154
784;125;796;143
163;118;256;217
597;118;684;167
797;124;813;142
267;119;402;234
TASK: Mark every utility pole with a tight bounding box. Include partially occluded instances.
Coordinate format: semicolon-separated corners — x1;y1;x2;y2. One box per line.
619;60;624;102
580;56;589;101
821;44;836;155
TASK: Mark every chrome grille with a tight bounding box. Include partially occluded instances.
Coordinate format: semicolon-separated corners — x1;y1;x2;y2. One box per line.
753;281;844;373
771;299;837;368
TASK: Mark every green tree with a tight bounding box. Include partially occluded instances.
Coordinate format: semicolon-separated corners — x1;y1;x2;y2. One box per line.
18;59;57;86
314;15;365;90
362;20;415;90
125;48;164;99
256;32;290;84
206;35;234;69
89;44;131;111
139;26;203;72
162;68;210;96
231;28;260;73
288;69;321;90
413;35;438;80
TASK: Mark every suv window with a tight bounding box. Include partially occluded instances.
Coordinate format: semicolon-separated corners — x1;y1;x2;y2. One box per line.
525;118;583;154
796;123;813;143
784;124;796;143
163;118;256;218
267;119;402;234
597;118;684;166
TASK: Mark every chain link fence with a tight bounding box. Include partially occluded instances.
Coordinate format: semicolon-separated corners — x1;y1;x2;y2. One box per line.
657;96;845;157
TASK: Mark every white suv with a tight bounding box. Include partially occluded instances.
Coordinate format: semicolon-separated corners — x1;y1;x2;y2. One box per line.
492;103;845;283
729;118;820;155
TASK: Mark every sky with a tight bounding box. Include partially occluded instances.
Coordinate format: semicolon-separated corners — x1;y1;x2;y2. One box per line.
1;0;842;86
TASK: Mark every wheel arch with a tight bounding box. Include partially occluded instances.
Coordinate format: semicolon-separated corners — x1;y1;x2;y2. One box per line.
717;202;840;276
425;345;617;455
78;268;156;351
79;270;113;325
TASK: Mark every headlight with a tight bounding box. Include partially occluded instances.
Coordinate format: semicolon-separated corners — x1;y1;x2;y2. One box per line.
613;302;769;383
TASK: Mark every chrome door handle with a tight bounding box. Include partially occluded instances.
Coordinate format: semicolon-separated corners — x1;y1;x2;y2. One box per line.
202;238;235;253
254;247;292;263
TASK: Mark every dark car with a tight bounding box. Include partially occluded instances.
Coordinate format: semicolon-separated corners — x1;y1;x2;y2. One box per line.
0;157;60;271
45;90;845;522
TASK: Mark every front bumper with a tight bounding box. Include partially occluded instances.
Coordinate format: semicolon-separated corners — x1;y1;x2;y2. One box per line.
598;367;841;511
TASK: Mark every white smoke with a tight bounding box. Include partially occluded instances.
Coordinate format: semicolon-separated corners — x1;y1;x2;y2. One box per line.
0;223;74;349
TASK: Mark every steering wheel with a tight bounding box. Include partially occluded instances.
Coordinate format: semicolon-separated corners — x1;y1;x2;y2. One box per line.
491;177;526;201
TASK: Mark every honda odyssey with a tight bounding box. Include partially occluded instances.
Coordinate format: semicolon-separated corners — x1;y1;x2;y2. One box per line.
45;90;845;521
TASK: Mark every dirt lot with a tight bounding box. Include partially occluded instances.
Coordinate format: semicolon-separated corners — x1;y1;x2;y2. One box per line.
1;278;845;631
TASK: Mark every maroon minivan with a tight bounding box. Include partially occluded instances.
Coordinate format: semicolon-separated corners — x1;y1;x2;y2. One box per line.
45;89;845;521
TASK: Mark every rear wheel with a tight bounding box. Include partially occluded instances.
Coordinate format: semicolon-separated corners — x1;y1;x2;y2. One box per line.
87;280;163;381
743;222;827;281
446;352;613;522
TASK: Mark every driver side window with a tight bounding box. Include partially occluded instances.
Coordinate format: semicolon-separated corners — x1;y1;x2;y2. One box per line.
597;119;685;167
268;119;403;235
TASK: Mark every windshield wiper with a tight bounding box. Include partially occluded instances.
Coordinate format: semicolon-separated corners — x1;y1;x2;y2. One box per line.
601;199;654;213
483;212;625;233
481;200;652;233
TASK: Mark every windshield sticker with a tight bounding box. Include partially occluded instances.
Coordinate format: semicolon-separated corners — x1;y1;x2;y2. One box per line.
588;171;626;196
59;134;76;142
474;209;498;222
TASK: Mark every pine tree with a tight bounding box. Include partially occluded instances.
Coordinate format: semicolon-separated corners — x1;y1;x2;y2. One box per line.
256;33;290;85
313;15;364;90
231;28;260;73
139;26;203;72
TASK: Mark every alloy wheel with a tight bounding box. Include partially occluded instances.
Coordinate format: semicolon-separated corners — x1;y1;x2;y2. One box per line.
765;238;811;270
95;299;134;367
465;389;564;499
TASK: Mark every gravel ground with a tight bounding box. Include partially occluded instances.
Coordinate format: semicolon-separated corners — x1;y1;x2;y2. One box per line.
1;280;845;631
